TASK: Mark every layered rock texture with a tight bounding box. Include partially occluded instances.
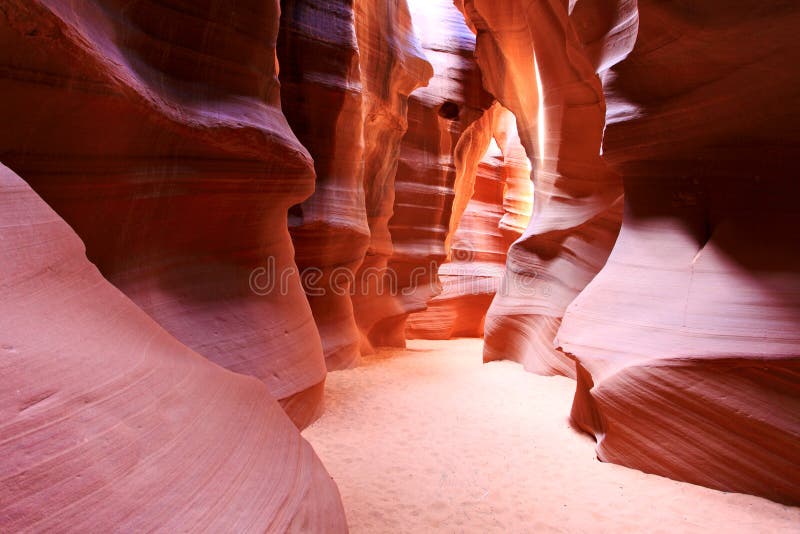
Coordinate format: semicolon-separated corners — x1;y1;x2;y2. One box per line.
555;0;800;505
0;0;326;428
407;104;532;339
460;0;625;378
344;0;433;356
0;164;347;531
353;0;493;349
279;0;370;371
461;0;799;505
2;0;799;518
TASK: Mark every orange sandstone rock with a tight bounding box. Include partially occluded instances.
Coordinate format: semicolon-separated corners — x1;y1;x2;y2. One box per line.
406;105;532;340
349;0;433;354
460;0;624;377
357;0;493;348
279;0;371;371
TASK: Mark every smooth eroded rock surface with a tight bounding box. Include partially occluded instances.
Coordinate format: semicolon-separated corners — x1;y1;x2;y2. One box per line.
349;0;433;354
407;104;531;339
355;0;493;348
0;164;347;532
556;0;800;504
0;0;326;427
279;0;371;371
460;0;625;378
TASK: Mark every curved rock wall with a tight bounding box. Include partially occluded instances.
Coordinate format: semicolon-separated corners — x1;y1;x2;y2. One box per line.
0;0;326;428
349;0;433;354
356;0;494;349
493;107;535;239
556;0;800;505
405;136;505;340
461;0;799;504
0;164;347;531
279;0;370;371
3;0;798;513
406;104;532;339
460;0;625;378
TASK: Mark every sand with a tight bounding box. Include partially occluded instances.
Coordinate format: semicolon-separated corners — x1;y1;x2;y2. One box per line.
303;338;800;533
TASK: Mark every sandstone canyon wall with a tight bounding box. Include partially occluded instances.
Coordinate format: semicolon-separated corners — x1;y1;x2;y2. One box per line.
2;0;799;517
460;0;625;378
406;104;532;339
354;0;494;349
278;0;371;371
555;0;800;505
461;0;799;505
345;0;434;356
0;163;347;531
0;0;326;428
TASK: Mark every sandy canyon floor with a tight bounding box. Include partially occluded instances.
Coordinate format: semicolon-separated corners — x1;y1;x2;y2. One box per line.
303;338;800;533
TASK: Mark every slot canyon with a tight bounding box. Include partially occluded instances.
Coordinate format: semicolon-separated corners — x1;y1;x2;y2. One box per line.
0;0;798;531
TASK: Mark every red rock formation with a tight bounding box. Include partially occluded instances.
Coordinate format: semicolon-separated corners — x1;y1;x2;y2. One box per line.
349;0;433;353
279;0;371;371
0;164;347;531
460;0;624;378
445;106;498;255
405;138;504;339
4;0;798;512
556;0;800;505
493;108;534;239
355;0;493;348
0;0;326;427
406;104;532;339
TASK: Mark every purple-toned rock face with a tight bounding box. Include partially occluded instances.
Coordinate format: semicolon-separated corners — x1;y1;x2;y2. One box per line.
0;163;347;531
460;0;800;504
0;0;327;429
1;0;798;521
557;0;800;505
279;0;371;371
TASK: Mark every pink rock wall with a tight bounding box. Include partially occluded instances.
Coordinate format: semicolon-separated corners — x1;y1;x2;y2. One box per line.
3;0;798;513
493;108;535;239
462;0;800;504
0;163;347;531
556;0;800;505
0;0;326;428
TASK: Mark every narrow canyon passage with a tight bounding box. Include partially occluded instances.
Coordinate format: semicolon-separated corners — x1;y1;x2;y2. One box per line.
305;339;800;533
2;0;799;530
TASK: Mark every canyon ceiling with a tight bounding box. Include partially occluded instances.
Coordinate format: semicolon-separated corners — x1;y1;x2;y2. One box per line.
1;0;798;530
